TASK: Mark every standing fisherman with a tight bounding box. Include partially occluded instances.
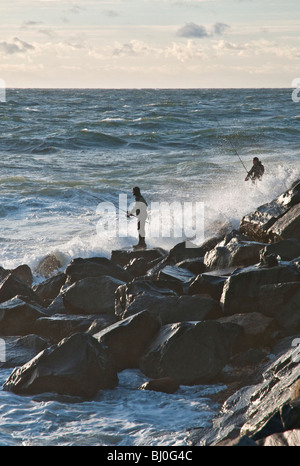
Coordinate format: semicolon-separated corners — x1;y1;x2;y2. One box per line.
245;157;265;182
127;187;148;249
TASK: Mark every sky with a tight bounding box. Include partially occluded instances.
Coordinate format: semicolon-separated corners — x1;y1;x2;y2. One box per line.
0;0;300;88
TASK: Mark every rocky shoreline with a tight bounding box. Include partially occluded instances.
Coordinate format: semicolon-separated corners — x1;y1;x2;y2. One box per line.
0;180;300;446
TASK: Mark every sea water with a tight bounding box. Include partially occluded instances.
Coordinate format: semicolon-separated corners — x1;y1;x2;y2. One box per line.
0;88;299;446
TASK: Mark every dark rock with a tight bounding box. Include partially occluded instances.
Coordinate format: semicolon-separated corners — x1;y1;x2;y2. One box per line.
139;320;243;385
191;343;300;445
124;257;149;277
280;400;300;431
259;252;278;268
35;313;116;343
176;258;206;275
256;429;300;446
268;203;300;242
115;278;182;318
189;273;227;301
0;334;49;368
65;256;132;284
0;297;47;336
229;348;268;367
216;435;258;446
0;274;40;304
204;238;266;271
157;265;195;283
166;238;220;265
32;272;66;306
239;181;300;242
139;377;180;394
260;238;300;262
3;333;118;398
110;248;166;268
34;254;62;278
62;275;125;315
217;312;277;348
221;263;300;316
122;294;222;324
258;282;300;336
93;310;160;371
10;264;33;286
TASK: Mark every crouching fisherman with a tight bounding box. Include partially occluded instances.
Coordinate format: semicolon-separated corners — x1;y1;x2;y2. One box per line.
127;186;148;249
245;157;265;182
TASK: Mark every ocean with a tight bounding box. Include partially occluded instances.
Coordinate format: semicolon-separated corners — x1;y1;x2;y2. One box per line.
0;88;299;446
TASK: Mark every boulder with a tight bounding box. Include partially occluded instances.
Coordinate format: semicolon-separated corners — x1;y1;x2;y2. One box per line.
32;272;66;306
0;274;40;305
93;310;160;371
124;257;149;278
3;333;118;398
176;258;206;275
157;265;195;283
217;312;277;348
239;180;300;242
256;429;300;446
0;264;33;286
220;263;300;316
139;377;180;394
280;400;300;431
189;273;227;301
62;275;125;315
115;278;181;318
0;297;47;336
166;238;220;265
139;320;243;385
65;257;132;284
258;282;300;336
35;313;116;343
34;254;62;278
190;343;300;445
260;238;300;262
122;294;222;324
0;334;49;368
110;248;166;268
268;203;300;242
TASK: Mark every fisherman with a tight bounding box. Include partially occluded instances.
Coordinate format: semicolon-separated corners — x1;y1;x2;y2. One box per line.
245;157;264;182
127;186;148;249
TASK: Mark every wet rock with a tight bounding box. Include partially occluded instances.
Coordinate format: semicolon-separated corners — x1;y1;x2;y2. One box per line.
280;400;300;431
239;180;300;242
157;265;195;283
115;278;181;318
0;297;47;336
34;254;62;278
139;320;243;385
139;377;180;394
32;272;66;306
220;263;300;316
124;257;149;278
190;343;300;445
166;238;220;265
122;294;222;324
0;274;40;305
217;312;277;348
176;258;206;275
256;429;300;446
260;238;300;262
93;310;160;371
0;334;49;368
65;256;132;285
188;273;227;301
111;248;166;268
35;313;116;343
258;282;300;336
3;333;118;398
62;275;125;315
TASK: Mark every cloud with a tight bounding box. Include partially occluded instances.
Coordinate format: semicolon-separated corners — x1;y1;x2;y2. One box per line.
177;22;230;38
177;22;209;38
0;37;35;55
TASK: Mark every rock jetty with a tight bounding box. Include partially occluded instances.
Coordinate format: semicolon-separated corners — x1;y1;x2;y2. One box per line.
1;180;300;445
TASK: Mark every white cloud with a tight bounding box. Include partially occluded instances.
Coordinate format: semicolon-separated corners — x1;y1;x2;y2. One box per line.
0;37;35;55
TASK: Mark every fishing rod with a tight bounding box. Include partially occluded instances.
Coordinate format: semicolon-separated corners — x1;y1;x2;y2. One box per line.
213;115;249;174
88;192;148;220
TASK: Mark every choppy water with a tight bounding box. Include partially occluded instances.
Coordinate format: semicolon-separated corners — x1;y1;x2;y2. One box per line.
0;88;299;446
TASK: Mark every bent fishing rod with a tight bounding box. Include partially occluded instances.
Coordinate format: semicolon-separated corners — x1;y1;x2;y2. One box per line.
213;115;249;174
